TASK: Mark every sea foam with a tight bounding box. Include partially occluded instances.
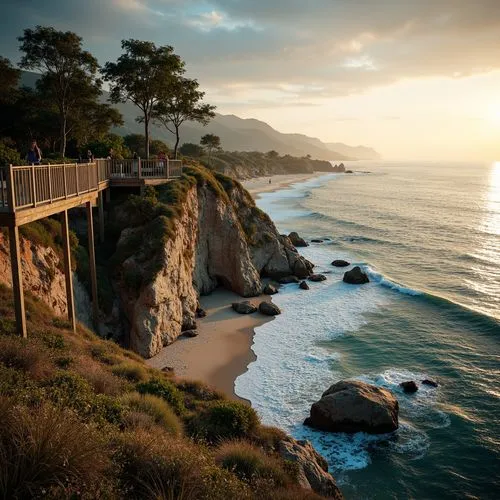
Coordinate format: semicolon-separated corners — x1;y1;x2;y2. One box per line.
235;174;444;473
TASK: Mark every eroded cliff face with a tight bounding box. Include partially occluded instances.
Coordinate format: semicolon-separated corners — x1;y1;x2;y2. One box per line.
0;230;91;327
0;231;68;316
117;175;312;358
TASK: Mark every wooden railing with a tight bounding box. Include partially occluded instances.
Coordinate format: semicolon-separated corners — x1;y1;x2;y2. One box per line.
0;158;183;213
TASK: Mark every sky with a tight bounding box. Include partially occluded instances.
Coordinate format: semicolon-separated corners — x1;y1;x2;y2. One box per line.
2;0;500;160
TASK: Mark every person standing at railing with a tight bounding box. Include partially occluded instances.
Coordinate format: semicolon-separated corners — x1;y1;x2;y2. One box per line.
26;140;42;165
87;149;94;163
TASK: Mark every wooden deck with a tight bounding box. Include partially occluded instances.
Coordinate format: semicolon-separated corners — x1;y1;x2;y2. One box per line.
0;158;183;338
0;158;183;226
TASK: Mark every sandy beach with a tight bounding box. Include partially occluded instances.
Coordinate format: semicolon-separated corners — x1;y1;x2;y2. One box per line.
243;172;325;197
146;172;321;400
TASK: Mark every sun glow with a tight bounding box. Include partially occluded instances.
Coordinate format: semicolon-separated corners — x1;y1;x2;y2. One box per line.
486;103;500;126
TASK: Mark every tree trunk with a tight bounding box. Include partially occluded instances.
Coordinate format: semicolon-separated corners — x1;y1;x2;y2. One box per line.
144;115;150;159
60;115;67;158
174;125;180;159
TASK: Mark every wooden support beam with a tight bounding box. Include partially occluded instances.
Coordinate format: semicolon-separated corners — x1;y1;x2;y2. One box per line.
61;210;76;332
8;225;27;338
86;201;99;326
98;190;105;243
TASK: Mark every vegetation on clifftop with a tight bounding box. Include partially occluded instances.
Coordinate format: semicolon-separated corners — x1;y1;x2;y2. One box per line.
0;284;324;499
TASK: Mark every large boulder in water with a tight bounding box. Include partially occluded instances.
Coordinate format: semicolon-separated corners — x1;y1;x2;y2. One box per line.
304;380;399;434
343;266;369;285
288;232;309;247
400;381;418;393
332;259;350;268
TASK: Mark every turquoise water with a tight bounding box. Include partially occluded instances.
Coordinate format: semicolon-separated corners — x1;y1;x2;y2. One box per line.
235;162;500;499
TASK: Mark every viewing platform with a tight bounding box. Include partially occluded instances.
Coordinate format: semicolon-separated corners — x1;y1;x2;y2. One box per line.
0;158;183;226
0;157;183;338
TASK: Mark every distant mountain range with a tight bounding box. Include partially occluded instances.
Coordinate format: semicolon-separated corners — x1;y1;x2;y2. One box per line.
20;71;380;161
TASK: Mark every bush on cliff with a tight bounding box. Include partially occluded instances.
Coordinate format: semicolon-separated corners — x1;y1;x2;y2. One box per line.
0;284;328;498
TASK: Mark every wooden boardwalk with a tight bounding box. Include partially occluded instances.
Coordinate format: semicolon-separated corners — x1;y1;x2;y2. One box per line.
0;158;183;337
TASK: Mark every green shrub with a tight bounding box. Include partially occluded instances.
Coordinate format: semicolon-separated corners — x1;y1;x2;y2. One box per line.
216;440;289;487
177;379;225;402
45;371;124;425
121;392;183;436
40;331;66;350
90;343;121;365
188;400;259;442
111;362;148;383
136;377;185;415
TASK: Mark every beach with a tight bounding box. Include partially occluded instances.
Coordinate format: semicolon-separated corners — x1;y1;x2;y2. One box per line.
146;172;322;399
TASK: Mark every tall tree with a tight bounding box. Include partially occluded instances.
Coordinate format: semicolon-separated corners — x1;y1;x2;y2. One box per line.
153;77;215;158
103;40;184;159
18;26;102;157
0;57;20;102
200;133;221;166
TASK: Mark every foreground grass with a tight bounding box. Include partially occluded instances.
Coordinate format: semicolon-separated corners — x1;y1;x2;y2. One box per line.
0;283;324;499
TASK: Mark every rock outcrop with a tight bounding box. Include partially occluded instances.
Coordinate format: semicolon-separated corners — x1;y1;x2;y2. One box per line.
263;283;279;295
259;301;281;316
288;232;308;247
343;266;369;285
332;259;350;267
309;274;327;282
422;379;439;388
232;301;257;314
400;381;418;393
304;380;399;434
278;438;343;499
115;169;313;357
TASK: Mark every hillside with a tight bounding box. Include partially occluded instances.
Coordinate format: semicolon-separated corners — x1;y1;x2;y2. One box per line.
20;71;380;161
0;283;341;499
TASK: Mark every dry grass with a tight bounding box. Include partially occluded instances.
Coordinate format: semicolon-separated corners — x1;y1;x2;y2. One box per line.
0;399;109;499
0;335;53;381
215;440;290;488
112;361;149;382
74;355;129;396
121;392;183;436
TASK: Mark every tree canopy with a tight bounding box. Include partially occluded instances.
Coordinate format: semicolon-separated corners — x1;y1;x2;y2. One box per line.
153;77;215;158
200;134;221;165
0;57;20;102
103;40;184;159
18;26;110;157
179;142;204;157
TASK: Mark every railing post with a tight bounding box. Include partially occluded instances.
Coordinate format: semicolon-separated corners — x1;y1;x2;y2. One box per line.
8;225;27;338
6;164;15;211
86;201;99;327
30;165;36;207
63;163;67;199
167;159;170;178
48;164;52;202
138;157;142;178
76;163;79;195
61;210;76;332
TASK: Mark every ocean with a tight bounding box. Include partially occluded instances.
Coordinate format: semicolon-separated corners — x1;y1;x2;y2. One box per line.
235;161;500;500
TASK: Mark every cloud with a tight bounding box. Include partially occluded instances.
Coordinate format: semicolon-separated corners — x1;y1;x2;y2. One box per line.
2;0;500;108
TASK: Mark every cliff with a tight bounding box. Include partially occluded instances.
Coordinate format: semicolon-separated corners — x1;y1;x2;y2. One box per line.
0;224;91;325
111;167;313;358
